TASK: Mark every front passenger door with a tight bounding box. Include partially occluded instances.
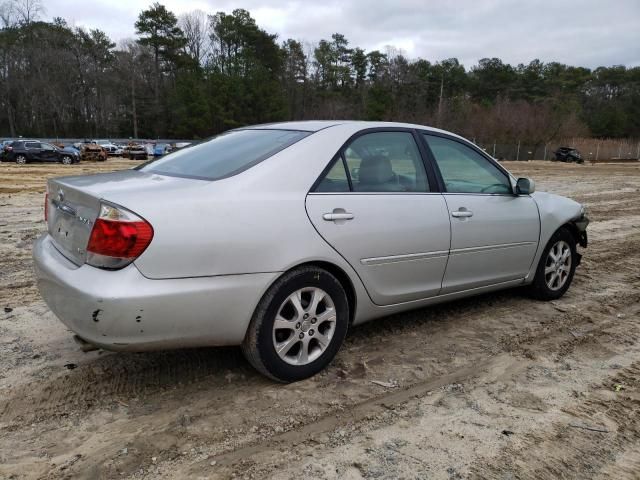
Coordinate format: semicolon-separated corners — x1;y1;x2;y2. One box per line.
422;133;540;294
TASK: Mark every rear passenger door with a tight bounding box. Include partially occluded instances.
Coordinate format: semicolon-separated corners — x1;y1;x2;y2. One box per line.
306;129;451;305
422;133;540;294
24;141;42;160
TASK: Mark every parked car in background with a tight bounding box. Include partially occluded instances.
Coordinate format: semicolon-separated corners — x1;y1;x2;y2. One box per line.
92;140;121;156
554;147;584;164
80;143;107;162
123;144;147;160
153;143;172;157
3;140;79;164
0;139;15;160
33;121;589;382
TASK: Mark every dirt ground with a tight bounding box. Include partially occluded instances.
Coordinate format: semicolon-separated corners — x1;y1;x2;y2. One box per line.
0;158;639;480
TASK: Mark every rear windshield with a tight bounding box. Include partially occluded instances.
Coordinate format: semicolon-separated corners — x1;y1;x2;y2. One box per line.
138;129;310;180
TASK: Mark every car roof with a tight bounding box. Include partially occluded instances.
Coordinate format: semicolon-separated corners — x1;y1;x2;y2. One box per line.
246;120;463;137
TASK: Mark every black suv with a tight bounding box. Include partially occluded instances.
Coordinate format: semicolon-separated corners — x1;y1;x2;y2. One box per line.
553;147;584;164
2;140;80;165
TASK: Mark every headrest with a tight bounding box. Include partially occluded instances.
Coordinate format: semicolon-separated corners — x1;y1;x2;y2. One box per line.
358;155;394;185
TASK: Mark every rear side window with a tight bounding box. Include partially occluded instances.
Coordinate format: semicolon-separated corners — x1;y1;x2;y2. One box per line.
139;129;310;180
315;159;350;192
313;131;429;193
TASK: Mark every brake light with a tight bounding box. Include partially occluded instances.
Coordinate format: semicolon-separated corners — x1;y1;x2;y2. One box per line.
86;204;153;269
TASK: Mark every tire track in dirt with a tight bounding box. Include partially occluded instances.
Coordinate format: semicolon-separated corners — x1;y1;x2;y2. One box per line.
471;362;640;480
176;299;640;480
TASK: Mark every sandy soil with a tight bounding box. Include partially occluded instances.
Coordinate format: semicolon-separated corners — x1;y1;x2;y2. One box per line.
0;158;639;480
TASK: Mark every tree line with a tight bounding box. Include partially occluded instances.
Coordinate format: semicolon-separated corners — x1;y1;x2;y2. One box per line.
0;0;638;143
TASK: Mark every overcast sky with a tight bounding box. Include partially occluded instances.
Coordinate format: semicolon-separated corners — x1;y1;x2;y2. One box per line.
46;0;640;68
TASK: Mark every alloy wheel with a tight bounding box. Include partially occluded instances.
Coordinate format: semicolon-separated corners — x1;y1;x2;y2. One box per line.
544;240;572;290
272;287;336;366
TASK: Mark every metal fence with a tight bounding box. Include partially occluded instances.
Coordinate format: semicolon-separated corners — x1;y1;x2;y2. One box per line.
471;138;640;161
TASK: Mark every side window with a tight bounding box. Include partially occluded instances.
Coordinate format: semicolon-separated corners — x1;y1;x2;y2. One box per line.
424;135;512;194
345;132;429;192
25;142;40;149
315;158;350;192
41;143;55;151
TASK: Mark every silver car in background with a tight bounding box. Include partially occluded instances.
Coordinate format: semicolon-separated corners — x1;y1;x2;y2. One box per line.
33;121;589;382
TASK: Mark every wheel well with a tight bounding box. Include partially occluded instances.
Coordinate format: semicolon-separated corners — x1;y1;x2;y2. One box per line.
290;261;357;325
563;221;587;248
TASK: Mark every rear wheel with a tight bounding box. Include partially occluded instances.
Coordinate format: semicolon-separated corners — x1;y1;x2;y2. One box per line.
526;227;577;300
242;266;349;382
16;154;27;165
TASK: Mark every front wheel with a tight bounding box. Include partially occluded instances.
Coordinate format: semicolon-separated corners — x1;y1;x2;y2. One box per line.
61;155;72;165
525;227;577;300
242;266;349;382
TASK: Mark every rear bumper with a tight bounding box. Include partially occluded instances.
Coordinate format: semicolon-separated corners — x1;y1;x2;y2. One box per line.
33;234;278;351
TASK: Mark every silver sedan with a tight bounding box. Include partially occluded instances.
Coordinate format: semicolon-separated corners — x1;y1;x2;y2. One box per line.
33;121;589;382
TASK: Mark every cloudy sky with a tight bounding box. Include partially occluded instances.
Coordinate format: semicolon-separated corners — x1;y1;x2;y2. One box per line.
46;0;639;68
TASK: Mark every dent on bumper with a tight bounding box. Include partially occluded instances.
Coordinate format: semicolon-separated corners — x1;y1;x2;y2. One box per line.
33;235;278;351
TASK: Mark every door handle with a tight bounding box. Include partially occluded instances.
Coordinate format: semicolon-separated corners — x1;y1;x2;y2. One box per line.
323;212;354;221
451;209;473;218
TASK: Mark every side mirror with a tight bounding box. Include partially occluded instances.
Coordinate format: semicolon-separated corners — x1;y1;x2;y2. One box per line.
515;177;535;195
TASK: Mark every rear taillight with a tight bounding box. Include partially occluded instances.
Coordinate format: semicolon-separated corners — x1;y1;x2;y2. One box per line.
86;203;153;269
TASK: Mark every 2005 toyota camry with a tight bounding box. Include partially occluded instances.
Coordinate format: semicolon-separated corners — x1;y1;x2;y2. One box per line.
34;121;589;382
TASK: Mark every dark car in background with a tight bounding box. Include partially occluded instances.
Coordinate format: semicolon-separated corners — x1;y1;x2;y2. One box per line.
554;147;584;164
2;140;80;164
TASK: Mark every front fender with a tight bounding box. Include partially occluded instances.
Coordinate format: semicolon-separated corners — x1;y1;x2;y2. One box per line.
525;191;586;282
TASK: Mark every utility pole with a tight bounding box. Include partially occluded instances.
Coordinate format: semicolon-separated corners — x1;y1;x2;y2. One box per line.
131;72;138;139
437;73;444;127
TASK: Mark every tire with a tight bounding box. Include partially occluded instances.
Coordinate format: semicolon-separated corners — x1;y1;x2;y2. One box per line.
242;266;349;382
15;154;27;165
526;227;577;300
61;155;72;165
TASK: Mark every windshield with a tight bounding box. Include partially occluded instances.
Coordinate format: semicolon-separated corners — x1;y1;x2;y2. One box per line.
139;129;310;180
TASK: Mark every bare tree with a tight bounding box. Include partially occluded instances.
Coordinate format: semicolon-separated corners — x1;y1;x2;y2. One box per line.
117;39;143;138
11;0;43;24
178;10;209;65
0;1;16;27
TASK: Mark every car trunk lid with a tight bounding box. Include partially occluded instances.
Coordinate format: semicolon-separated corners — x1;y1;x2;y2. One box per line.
46;169;208;266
